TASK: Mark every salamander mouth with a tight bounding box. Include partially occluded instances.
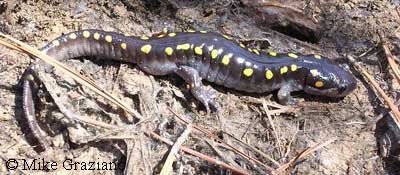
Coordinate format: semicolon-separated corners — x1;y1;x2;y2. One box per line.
304;86;343;97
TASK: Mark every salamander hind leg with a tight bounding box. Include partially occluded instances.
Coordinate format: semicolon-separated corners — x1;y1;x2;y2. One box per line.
174;66;219;112
277;81;303;105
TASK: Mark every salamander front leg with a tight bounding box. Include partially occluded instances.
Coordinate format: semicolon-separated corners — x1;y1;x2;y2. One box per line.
174;66;219;112
277;82;302;105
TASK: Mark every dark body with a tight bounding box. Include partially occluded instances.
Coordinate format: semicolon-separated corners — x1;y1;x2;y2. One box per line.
38;29;357;111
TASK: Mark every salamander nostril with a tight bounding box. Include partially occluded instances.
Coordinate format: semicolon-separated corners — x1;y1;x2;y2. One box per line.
338;84;347;92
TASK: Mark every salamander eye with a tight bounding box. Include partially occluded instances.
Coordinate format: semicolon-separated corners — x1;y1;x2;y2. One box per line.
339;64;350;71
338;84;347;92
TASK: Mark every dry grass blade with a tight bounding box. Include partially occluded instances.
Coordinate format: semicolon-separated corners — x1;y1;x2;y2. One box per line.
273;138;336;174
262;100;284;158
0;40;24;53
0;32;143;120
348;55;400;127
223;131;280;167
160;124;192;175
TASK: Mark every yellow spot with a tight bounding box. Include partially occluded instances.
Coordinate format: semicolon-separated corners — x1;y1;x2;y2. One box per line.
94;33;100;40
315;81;324;88
52;40;60;46
123;33;130;36
280;66;288;74
269;51;277;57
105;35;112;43
310;69;319;77
288;53;298;58
290;64;297;71
314;54;321;59
221;54;232;65
243;68;254;77
141;44;152;54
168;33;176;37
194;46;203;55
248;48;252;52
83;31;90;38
165;47;173;56
140;36;150;40
211;49;219;59
69;33;77;39
176;43;191;50
186;29;196;33
265;70;273;80
158;34;165;38
239;43;245;48
27;75;34;81
121;43;127;50
200;30;207;33
252;49;260;55
223;34;232;40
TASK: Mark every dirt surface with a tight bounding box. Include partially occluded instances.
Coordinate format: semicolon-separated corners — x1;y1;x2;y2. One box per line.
0;0;399;174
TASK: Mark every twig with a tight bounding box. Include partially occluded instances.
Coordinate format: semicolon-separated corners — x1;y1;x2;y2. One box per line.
273;138;336;174
205;140;240;167
378;31;400;83
160;124;192;175
124;140;136;175
140;134;152;175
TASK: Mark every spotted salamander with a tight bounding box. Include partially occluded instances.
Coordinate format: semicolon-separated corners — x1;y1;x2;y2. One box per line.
28;29;356;111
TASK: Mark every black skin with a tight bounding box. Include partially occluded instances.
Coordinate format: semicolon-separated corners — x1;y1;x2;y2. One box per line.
33;29;356;109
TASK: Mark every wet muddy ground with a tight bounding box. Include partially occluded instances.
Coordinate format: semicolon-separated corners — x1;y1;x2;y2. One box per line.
0;0;399;174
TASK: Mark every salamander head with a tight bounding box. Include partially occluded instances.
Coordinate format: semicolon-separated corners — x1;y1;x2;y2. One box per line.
303;63;356;97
